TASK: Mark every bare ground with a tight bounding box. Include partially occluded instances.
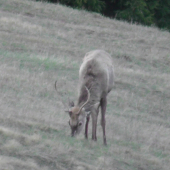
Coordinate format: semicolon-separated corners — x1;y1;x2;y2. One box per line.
0;0;170;169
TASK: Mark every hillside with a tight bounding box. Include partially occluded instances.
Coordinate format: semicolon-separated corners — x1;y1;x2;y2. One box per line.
0;0;170;169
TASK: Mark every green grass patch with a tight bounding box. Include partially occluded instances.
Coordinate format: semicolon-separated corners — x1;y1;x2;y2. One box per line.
151;149;169;159
115;140;141;151
0;49;76;72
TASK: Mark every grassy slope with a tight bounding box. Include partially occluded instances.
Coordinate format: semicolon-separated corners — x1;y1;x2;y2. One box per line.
0;0;170;169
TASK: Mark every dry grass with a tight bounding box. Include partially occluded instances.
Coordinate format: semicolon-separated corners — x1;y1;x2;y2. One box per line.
0;0;170;169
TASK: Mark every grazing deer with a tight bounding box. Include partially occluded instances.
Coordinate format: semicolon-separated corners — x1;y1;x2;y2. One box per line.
56;50;114;145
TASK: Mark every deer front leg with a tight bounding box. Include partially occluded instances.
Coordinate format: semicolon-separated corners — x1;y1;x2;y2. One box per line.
101;97;107;145
85;116;90;139
91;106;99;141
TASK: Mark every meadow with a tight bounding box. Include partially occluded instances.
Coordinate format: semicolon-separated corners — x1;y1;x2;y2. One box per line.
0;0;170;169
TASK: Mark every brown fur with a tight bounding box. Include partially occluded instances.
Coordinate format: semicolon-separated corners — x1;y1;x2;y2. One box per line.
67;50;114;145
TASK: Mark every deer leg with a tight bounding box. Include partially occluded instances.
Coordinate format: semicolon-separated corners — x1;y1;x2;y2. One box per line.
91;106;99;141
92;114;97;141
101;97;107;145
85;116;90;139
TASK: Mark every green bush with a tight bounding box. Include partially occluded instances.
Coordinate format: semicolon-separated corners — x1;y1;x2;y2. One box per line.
36;0;170;31
58;0;105;12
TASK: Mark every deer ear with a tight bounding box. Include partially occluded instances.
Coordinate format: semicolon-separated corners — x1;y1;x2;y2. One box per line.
69;101;74;107
65;110;72;117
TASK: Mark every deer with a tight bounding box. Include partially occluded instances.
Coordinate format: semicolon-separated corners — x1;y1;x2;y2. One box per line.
55;50;114;145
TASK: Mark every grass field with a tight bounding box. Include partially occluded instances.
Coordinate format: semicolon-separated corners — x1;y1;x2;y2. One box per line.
0;0;170;169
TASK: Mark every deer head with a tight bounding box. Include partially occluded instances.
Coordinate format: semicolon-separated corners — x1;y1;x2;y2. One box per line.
66;86;90;137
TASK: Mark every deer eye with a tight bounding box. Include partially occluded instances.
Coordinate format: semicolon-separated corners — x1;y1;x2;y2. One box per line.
68;111;72;117
78;122;82;126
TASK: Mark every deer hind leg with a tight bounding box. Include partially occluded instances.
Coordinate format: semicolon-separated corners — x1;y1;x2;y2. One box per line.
85;116;90;139
92;114;97;141
101;97;107;145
